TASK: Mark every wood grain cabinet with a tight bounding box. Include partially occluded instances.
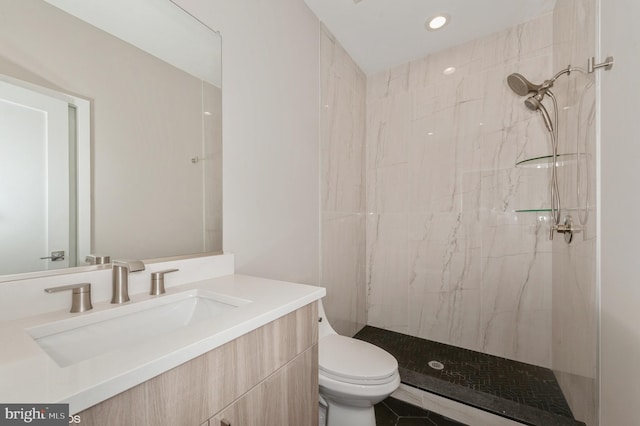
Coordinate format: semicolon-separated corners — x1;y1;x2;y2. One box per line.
209;345;318;426
77;302;318;426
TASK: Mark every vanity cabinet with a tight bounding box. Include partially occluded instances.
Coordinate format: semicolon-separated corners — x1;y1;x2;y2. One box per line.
207;345;317;426
76;302;318;426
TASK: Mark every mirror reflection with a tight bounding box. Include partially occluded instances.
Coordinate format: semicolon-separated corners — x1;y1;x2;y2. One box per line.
0;0;222;277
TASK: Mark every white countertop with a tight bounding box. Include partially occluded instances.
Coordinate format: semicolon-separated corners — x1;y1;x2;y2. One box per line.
0;274;325;414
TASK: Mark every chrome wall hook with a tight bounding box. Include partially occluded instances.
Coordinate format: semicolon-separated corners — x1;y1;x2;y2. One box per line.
588;56;614;73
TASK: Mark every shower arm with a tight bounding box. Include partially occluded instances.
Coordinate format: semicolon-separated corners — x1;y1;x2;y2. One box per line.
551;66;574;81
540;65;583;91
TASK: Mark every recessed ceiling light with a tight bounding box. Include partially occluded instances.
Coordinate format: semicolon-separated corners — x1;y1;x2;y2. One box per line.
443;66;456;75
426;14;450;31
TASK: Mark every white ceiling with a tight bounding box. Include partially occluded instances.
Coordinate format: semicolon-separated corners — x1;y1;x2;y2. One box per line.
43;0;221;87
304;0;556;75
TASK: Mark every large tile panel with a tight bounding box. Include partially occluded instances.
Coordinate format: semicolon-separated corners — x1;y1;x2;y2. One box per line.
366;13;555;367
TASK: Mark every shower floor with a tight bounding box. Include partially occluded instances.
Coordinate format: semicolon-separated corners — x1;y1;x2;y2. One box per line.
354;326;585;426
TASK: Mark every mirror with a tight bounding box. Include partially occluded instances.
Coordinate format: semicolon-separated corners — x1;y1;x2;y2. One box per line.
0;0;222;278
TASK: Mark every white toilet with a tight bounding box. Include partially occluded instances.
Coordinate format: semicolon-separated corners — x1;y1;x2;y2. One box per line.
318;299;400;426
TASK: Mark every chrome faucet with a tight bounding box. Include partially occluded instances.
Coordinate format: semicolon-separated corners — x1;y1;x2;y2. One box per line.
111;260;145;304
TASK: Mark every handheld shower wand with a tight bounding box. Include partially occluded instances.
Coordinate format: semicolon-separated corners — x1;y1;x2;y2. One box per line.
525;93;554;132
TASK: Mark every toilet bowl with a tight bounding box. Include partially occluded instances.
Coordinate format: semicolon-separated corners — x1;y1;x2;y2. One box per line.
318;299;400;426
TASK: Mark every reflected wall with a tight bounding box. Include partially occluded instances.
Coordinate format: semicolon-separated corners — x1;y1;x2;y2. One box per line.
0;0;222;264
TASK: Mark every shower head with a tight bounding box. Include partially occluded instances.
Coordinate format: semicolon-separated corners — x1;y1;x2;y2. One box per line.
508;66;578;98
525;94;554;132
507;73;542;96
524;93;543;111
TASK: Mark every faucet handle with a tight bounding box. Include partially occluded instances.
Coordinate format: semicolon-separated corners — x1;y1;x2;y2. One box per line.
85;254;111;265
44;283;93;313
150;269;179;295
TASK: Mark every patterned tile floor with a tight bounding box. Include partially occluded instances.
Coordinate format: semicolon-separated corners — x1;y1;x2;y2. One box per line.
355;326;585;426
375;397;467;426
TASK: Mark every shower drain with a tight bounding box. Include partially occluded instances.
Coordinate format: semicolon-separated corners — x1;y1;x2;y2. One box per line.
428;360;445;370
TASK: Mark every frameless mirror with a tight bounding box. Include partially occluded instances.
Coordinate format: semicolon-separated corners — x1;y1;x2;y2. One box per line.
0;0;222;278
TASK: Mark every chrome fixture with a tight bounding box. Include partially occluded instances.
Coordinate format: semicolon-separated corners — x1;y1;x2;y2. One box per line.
150;268;179;295
524;92;554;131
554;215;581;244
85;254;111;265
506;73;543;96
44;283;93;313
111;260;145;304
587;56;614;73
508;68;568;238
40;251;65;262
507;56;613;242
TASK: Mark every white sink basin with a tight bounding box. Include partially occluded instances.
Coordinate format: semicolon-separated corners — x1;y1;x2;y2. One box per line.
27;289;250;367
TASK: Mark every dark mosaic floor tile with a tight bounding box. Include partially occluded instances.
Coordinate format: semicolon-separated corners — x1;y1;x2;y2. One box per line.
375;397;467;426
383;397;433;417
357;326;584;426
396;418;433;426
427;412;469;426
374;400;399;426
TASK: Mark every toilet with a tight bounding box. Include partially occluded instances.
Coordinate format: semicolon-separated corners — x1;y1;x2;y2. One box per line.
318;299;400;426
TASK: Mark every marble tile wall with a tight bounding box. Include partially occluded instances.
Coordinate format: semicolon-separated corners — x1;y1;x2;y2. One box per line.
551;1;597;425
320;26;367;336
365;13;556;367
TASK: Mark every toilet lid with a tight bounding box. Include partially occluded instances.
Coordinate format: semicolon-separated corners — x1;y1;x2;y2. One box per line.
319;335;398;383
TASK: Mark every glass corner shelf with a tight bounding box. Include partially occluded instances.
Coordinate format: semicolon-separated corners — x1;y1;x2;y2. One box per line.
515;153;586;168
514;208;552;213
514;207;591;213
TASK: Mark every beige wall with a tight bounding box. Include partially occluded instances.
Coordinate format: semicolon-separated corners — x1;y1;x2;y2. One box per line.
0;0;221;261
319;26;367;336
174;0;321;286
600;0;640;424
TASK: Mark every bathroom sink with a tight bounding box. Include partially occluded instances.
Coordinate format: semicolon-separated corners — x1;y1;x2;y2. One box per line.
27;289;250;367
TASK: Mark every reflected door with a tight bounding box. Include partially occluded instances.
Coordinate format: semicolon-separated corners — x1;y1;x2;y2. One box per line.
0;80;71;274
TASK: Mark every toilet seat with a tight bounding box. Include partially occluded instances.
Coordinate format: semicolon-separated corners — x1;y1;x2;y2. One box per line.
319;334;398;385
